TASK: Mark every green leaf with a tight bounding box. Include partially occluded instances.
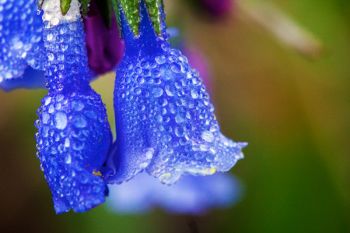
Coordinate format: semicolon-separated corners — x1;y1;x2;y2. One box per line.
144;0;163;35
119;0;140;35
60;0;72;15
111;0;122;35
38;0;44;9
111;0;164;36
80;0;91;16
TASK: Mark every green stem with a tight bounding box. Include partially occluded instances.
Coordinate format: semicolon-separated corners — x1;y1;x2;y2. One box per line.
113;0;163;36
54;0;164;36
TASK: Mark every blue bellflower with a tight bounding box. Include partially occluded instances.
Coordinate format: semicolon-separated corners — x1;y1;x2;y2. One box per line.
108;173;241;214
106;1;246;184
0;0;46;91
35;1;112;213
106;24;243;215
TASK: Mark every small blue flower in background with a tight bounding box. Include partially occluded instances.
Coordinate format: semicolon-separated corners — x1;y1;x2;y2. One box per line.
108;173;242;214
106;1;246;184
0;0;46;91
35;0;112;213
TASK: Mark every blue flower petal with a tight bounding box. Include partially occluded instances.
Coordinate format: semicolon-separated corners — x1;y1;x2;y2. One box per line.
36;91;112;213
0;0;45;90
36;19;112;213
0;67;45;92
107;173;241;214
106;2;246;184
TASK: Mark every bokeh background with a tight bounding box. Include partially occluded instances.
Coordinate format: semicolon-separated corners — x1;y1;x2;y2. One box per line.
0;0;349;232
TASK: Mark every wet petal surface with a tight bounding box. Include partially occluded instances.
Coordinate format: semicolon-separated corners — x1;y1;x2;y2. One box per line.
0;0;45;90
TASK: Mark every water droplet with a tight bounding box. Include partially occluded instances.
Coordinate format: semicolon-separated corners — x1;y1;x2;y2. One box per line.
42;113;50;124
139;162;148;169
64;138;70;147
73;141;84;151
153;87;164;98
165;85;174;96
65;154;72;164
54;112;67;129
46;33;54;41
72;101;84;111
155;55;166;64
48;105;55;113
156;115;163;123
175;127;184;137
134;88;142;95
48;53;55;61
201;130;214;143
13;40;23;50
175;114;185;124
73;115;87;128
191;89;199;99
171;63;181;73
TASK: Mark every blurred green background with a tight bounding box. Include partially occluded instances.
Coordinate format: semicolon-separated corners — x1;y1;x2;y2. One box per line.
0;0;349;232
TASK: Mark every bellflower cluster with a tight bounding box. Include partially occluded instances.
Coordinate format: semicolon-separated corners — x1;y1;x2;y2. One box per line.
0;0;246;214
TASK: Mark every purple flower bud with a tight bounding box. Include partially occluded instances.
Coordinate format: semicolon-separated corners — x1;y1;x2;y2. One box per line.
84;0;124;76
197;0;233;17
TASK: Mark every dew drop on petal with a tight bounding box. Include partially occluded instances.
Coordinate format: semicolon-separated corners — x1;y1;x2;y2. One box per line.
73;115;87;128
54;112;67;130
201;131;214;143
153;87;164;98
